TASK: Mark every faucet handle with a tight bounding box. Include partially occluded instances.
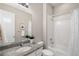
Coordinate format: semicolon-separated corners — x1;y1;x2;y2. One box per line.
25;35;35;39
50;38;54;44
29;36;35;39
25;35;29;38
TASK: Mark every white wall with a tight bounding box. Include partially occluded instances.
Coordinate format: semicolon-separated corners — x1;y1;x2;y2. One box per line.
43;4;47;48
43;4;54;48
29;3;43;42
46;4;54;47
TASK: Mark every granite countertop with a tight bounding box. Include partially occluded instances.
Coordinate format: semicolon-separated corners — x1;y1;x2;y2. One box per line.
0;41;44;56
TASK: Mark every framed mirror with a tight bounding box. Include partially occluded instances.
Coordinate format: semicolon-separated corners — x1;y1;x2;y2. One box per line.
0;3;32;47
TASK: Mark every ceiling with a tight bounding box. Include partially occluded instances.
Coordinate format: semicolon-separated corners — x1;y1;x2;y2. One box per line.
51;3;63;7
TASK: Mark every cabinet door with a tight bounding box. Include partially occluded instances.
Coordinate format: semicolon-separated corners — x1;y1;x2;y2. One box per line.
36;47;43;56
27;51;36;56
27;47;43;56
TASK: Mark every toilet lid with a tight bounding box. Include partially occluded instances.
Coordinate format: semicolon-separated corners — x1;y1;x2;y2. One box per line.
42;49;54;56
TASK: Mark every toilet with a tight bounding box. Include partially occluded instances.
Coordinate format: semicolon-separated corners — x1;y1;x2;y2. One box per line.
42;49;54;56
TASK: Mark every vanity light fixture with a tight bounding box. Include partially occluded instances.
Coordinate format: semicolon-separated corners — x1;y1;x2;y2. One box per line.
18;3;29;8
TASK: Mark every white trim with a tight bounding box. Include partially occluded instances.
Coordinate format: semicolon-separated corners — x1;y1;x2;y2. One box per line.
70;9;79;56
43;3;47;48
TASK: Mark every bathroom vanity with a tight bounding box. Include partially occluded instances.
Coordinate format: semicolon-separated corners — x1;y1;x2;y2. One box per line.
0;41;43;56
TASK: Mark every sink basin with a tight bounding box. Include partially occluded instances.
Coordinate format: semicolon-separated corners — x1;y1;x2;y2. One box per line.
16;46;32;52
37;41;43;45
4;46;32;56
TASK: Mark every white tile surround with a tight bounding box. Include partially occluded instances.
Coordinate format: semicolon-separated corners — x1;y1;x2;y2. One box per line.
46;4;79;56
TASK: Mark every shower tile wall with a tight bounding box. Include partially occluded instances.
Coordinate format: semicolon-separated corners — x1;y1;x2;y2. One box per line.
51;3;79;55
47;3;79;55
54;13;72;55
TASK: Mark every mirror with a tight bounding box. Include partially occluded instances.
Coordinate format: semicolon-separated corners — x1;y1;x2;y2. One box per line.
0;3;32;47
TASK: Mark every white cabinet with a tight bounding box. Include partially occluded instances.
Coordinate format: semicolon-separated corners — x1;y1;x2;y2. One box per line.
27;47;43;56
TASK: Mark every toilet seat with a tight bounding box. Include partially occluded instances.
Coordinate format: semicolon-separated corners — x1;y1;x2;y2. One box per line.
42;49;54;56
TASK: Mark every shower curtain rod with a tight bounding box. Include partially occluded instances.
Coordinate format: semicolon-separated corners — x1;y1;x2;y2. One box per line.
51;11;73;17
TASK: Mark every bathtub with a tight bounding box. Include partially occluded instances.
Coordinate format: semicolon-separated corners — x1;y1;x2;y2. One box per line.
48;46;69;56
